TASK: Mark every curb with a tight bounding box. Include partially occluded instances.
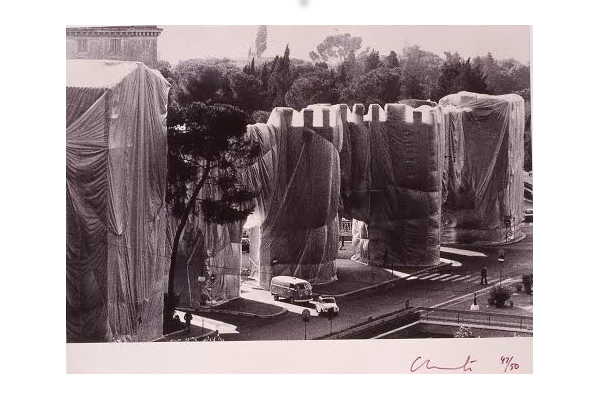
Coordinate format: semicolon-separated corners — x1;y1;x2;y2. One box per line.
178;306;288;320
153;327;214;342
313;307;419;340
313;262;453;299
442;232;527;247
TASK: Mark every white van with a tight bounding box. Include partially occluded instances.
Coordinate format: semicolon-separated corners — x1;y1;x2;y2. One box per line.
270;276;312;304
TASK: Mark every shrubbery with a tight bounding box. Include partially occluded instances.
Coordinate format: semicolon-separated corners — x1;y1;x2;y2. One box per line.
522;273;533;295
454;325;477;338
489;285;512;307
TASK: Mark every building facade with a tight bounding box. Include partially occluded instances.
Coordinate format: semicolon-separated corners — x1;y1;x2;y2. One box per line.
66;26;162;67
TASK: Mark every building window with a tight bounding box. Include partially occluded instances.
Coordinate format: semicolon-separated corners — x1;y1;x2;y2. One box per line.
77;39;88;53
109;38;122;54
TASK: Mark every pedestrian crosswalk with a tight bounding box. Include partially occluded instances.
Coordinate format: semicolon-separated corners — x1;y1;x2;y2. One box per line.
397;270;503;284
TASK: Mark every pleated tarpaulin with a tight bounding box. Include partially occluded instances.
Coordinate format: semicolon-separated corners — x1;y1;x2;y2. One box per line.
244;105;343;288
169;180;244;309
66;60;170;342
439;91;525;244
342;103;445;268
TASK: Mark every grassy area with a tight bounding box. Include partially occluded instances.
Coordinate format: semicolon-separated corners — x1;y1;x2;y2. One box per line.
452;281;533;316
213;297;283;316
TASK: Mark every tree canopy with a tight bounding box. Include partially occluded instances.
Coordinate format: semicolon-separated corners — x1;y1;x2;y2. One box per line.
255;25;267;58
164;101;260;330
310;33;362;64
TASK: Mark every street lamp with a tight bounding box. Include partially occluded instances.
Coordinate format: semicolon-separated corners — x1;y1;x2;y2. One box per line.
302;309;310;340
327;307;337;335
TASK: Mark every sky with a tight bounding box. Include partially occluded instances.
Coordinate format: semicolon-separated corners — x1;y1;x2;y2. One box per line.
157;25;531;65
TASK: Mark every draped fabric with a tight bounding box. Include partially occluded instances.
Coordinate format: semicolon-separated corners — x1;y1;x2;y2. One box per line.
66;60;170;342
343;104;445;267
168;179;243;309
244;106;343;288
440;92;525;244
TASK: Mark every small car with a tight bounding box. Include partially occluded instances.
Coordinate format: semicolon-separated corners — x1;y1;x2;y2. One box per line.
523;208;533;223
241;237;250;253
312;296;339;315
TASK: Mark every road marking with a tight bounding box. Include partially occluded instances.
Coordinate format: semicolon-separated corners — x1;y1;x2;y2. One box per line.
451;275;472;282
440;274;461;282
383;269;410;278
418;273;440;280
403;271;430;280
430;273;452;281
440;247;487;257
440;257;463;267
465;276;481;283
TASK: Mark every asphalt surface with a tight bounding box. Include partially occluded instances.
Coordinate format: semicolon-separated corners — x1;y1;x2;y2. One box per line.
210;225;533;341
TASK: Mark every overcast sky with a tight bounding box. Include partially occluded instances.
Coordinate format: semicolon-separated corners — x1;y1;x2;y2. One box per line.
157;25;531;65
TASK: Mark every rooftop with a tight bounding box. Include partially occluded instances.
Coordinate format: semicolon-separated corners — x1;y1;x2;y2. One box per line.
66;26;162;36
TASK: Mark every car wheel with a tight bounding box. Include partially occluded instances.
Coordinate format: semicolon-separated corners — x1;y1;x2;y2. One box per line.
273;295;279;301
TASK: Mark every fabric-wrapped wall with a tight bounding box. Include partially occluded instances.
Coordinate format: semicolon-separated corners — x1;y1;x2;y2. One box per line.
169;181;243;309
244;106;343;288
439;92;525;244
66;60;170;342
342;104;445;267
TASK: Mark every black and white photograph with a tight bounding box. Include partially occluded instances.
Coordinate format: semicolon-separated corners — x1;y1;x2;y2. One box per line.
65;24;534;352
9;0;600;393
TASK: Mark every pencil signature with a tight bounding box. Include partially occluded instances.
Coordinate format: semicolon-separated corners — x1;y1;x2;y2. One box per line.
410;355;477;373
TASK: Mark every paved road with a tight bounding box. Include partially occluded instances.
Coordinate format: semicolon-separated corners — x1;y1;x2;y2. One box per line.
212;225;533;341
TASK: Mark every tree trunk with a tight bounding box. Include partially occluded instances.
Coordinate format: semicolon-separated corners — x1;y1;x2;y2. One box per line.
167;165;212;302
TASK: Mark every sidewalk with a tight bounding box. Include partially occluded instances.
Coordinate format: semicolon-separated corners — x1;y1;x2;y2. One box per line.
313;259;452;298
178;297;287;319
444;278;534;316
154;323;213;342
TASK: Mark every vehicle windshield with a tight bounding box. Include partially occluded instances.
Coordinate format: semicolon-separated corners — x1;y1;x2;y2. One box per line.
296;283;306;289
322;298;335;303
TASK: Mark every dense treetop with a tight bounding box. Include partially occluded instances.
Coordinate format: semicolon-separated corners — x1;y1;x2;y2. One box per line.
159;36;531;169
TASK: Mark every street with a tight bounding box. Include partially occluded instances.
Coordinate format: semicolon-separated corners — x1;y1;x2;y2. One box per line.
198;225;533;341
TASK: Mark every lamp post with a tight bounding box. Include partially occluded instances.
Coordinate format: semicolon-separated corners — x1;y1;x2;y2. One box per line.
327;307;337;335
302;309;310;340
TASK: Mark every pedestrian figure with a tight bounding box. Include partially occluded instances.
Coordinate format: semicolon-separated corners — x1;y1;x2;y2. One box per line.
480;266;488;285
470;292;480;311
184;311;193;335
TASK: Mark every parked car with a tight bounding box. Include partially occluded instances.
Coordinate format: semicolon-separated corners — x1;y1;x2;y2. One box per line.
270;276;312;304
311;296;339;315
241;237;250;253
523;208;533;223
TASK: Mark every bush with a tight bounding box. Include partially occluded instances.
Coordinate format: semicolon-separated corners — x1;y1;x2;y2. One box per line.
203;333;224;342
454;325;476;338
522;273;533;295
515;283;523;292
489;285;512;308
